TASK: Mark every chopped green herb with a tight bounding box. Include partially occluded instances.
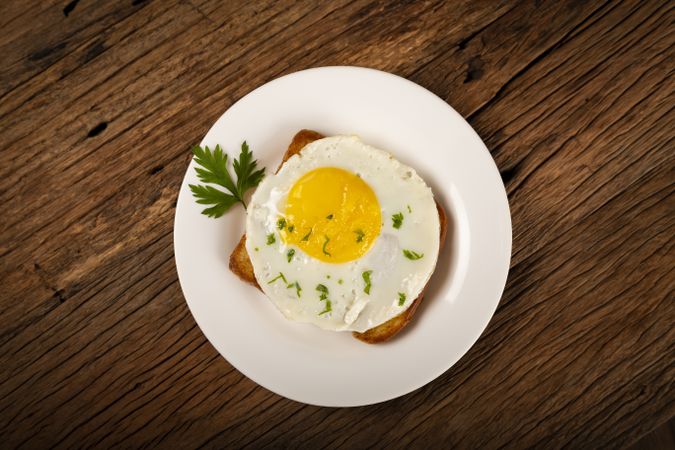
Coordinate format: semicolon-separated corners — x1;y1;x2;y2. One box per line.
354;229;365;243
407;205;412;213
326;214;334;220
403;249;424;260
267;272;287;284
287;281;301;298
287;248;295;262
318;300;332;315
316;283;329;300
326;275;331;279
288;225;295;233
398;292;406;306
338;279;343;285
322;235;331;256
277;218;286;230
266;233;275;245
301;229;312;241
254;247;259;252
392;212;404;229
362;270;373;294
188;142;265;217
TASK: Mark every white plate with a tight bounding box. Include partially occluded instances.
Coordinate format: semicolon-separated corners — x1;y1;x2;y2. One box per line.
174;67;511;407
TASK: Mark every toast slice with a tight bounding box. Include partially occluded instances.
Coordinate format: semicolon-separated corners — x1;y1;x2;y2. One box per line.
228;130;447;344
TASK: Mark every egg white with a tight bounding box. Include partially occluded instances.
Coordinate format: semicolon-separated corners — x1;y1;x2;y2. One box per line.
246;135;440;333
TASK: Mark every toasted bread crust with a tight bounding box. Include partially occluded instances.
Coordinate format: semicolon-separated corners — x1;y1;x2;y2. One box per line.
277;129;324;172
228;234;260;289
228;129;447;343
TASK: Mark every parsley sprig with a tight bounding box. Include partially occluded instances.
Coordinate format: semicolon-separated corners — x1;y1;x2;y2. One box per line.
316;284;332;315
316;283;329;300
403;249;424;260
322;235;331;256
392;212;404;229
189;142;265;218
362;270;373;294
268;272;287;284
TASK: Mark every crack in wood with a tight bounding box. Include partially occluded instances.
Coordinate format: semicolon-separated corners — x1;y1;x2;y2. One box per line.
87;121;108;138
28;42;67;62
63;0;80;17
463;55;484;83
82;40;107;64
148;164;164;175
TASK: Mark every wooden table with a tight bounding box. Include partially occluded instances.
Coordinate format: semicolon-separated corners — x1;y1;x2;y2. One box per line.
1;0;673;448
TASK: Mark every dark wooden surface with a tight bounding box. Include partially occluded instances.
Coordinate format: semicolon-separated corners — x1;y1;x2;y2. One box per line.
631;419;675;450
1;0;673;448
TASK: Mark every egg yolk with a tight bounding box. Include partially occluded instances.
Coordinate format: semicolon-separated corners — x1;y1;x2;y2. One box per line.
281;167;381;263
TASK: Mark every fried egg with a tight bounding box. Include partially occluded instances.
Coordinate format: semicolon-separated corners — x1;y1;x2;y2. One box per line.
246;135;440;332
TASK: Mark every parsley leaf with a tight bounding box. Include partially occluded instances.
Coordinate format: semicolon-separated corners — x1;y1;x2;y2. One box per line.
287;248;295;262
354;229;365;243
189;142;265;217
301;229;312;241
192;145;236;191
266;233;275;245
188;184;238;218
403;249;424;260
362;270;373;294
232;141;265;202
277;218;286;230
392;212;404;229
398;292;406;306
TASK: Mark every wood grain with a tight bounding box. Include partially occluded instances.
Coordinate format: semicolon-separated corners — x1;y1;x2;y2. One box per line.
0;0;673;448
